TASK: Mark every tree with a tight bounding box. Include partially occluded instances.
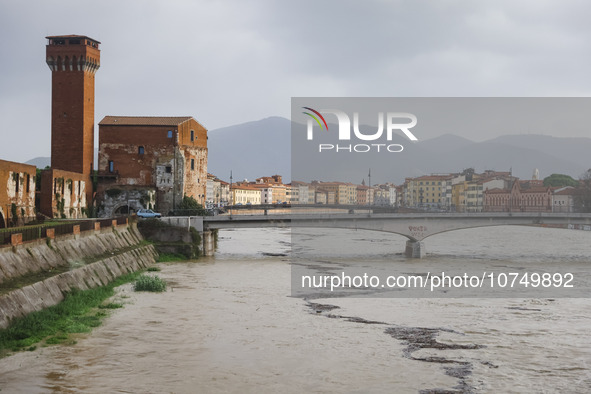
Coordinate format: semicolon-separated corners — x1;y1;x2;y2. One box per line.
575;169;591;213
175;195;207;216
543;173;578;188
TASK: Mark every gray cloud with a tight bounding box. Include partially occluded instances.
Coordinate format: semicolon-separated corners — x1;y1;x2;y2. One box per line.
1;0;591;163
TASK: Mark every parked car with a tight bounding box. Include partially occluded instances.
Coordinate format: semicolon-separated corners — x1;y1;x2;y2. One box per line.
136;209;162;218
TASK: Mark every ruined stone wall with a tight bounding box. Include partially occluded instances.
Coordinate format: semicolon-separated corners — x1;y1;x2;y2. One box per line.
40;169;88;219
98;118;208;214
99;124;177;184
97;186;156;217
0;160;37;227
98;124;183;214
178;118;208;206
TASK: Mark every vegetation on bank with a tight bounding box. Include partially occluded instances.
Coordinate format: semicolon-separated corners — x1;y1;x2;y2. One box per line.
156;253;188;262
0;272;143;357
133;274;167;292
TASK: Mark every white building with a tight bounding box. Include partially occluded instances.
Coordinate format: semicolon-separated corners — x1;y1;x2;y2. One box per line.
553;186;576;213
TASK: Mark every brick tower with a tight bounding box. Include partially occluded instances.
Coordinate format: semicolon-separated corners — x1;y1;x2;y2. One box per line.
41;35;100;218
46;35;100;196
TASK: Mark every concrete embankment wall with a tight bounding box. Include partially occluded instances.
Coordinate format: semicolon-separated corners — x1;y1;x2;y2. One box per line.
0;224;144;284
0;224;158;329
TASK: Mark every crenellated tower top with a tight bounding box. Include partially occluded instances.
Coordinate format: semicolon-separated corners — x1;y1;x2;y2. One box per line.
46;35;100;74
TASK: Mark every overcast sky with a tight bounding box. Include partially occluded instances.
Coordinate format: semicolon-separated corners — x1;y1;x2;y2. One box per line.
1;0;591;163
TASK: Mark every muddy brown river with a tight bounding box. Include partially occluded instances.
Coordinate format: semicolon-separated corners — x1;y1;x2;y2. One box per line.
1;226;590;393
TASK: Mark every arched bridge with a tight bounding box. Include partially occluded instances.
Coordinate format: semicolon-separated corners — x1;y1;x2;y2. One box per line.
170;212;591;258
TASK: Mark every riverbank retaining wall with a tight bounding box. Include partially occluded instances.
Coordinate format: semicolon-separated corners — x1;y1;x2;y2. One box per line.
0;222;157;328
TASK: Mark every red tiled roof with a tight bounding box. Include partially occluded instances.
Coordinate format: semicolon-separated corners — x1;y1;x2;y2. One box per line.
521;187;550;193
233;185;261;191
484;188;508;194
99;116;194;126
413;174;453;180
554;187;579;196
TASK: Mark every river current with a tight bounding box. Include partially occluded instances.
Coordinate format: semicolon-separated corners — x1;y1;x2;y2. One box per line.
0;226;590;393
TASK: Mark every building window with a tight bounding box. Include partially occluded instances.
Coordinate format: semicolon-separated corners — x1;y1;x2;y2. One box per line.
191;159;195;170
15;174;19;194
138;146;145;155
109;161;114;173
26;174;30;193
166;166;172;174
190;130;195;141
168;130;173;138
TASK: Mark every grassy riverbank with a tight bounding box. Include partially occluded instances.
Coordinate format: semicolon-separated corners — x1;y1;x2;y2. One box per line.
0;271;143;358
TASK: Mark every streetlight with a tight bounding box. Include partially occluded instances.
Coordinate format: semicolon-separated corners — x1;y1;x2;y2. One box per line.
230;170;233;217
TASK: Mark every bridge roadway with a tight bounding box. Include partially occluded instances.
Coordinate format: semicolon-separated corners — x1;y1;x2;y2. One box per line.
198;212;591;257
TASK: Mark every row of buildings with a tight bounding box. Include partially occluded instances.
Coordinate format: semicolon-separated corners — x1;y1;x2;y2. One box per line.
400;169;579;213
203;175;398;208
200;168;581;214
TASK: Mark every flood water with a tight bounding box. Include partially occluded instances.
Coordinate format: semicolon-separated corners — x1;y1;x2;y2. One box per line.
0;226;590;393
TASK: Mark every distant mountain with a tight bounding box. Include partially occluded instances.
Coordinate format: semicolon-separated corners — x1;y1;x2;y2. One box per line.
208;117;590;184
419;133;474;152
25;157;50;168
25;150;99;170
487;134;591;177
207;116;291;182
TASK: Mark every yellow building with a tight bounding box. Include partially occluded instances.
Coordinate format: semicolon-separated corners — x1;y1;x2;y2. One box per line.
405;175;448;208
271;184;287;203
452;180;468;212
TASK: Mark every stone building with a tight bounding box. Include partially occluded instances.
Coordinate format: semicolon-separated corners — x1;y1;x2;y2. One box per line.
40;169;87;219
40;34;99;218
97;116;208;216
0;160;36;227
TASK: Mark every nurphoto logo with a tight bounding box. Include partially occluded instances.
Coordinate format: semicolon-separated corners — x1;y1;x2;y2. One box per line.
302;107;419;153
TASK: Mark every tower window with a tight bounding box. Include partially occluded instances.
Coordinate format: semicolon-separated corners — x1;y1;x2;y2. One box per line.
138;146;145;155
167;130;173;138
191;159;195;170
165;166;172;174
190;130;194;141
109;161;114;173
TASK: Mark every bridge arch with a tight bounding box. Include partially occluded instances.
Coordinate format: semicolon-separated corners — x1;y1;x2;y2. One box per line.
203;212;591;258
